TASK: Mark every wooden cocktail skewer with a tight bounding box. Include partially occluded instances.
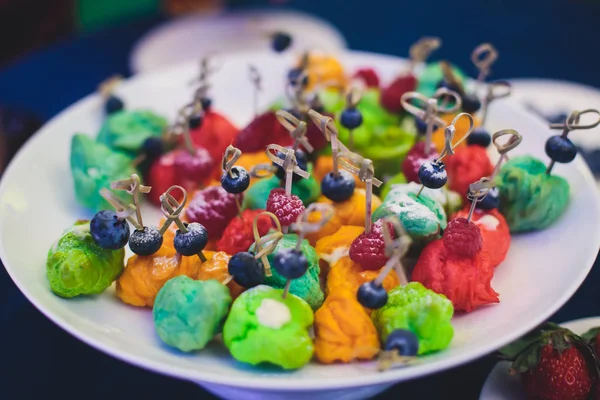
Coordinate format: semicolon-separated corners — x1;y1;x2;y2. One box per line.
252;211;284;277
221;145;245;220
248;64;262;117
471;43;498;89
308;109;340;175
479;81;511;128
275;110;312;153
490;129;523;178
110;174;152;231
466;178;496;222
401;88;462;154
407;37;442;74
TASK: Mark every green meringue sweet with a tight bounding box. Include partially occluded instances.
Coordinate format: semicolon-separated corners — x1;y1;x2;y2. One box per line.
416;62;467;98
153;276;232;352
70;134;139;212
223;285;314;369
371;282;454;355
251;234;324;310
372;190;446;240
46;220;124;298
383;182;462;218
96;110;167;157
497;155;570;232
243;166;320;210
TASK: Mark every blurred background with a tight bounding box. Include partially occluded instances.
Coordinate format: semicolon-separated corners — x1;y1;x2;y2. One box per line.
1;1;600;399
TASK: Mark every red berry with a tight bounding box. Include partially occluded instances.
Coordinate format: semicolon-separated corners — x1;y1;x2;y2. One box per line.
443;217;483;258
523;345;593;400
185;186;239;239
402;142;439;183
349;220;392;270
146;151;176;206
353;68;380;88
233;111;293;153
444;146;494;200
173;147;215;181
187;111;238;162
265;188;305;227
305;113;331;152
380;74;418;114
216;209;274;254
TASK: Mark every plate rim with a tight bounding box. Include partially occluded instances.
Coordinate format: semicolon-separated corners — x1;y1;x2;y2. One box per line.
1;51;600;391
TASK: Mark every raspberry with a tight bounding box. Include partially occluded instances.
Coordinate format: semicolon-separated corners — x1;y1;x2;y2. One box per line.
353;68;380;88
349;220;392;270
173;147;215;181
233;111;293;153
216;210;274;254
402;142;439;183
266;188;305;227
380;74;418;114
443;217;483;257
185;186;239;240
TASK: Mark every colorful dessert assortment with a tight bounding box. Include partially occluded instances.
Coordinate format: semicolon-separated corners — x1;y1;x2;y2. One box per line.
49;35;600;373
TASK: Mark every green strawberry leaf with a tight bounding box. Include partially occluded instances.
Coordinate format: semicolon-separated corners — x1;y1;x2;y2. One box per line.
510;342;542;374
550;331;570;354
498;331;545;360
580;327;600;343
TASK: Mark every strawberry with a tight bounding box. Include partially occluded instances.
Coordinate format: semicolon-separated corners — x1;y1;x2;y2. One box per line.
498;322;599;400
233;111;293;153
380;74;417;114
186;110;238;162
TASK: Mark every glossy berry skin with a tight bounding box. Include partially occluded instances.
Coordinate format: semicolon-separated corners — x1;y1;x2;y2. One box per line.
274;148;308;182
321;170;355;202
476;187;500;210
287;68;309;88
545;135;577;163
443;218;483;257
461;93;481;114
129;226;163;256
142;137;164;159
228;252;265;288
200;97;212;111
418;160;447;189
221;166;250;194
467;127;492;148
105;95;124;115
174;222;209;256
272;32;292;53
272;248;308;279
357;281;388;309
384;329;419;356
402;142;439;183
189;114;203;130
173;148;214;180
90;210;130;250
340;108;363;130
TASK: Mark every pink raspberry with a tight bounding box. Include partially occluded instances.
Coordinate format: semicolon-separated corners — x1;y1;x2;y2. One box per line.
353;68;380;88
349;220;393;270
443;217;483;258
402;142;439;183
173;147;215;181
266;188;305;227
185;186;239;240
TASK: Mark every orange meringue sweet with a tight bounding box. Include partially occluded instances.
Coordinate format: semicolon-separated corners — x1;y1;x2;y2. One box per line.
327;256;400;295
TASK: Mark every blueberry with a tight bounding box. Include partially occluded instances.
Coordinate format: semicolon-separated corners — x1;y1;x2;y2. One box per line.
340;108;363;130
200;97;212;111
287;68;309;88
461;93;481;114
189;114;203;130
545;135;578;163
228;252;265;288
321;170;355;202
174;222;208;256
384;329;419;356
545;112;569;125
129;226;163;256
272;32;292;53
221;166;250;194
357;281;388;309
415;118;442;135
476;187;500;210
105;95;124;115
90;210;130;250
272;248;309;279
467;127;492;148
142;137;164;159
274;148;308;182
418;160;447;189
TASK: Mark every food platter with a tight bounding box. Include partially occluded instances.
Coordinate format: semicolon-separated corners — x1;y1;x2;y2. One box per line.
1;51;599;400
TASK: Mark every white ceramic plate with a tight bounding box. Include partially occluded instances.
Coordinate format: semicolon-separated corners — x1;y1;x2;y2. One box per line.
479;316;600;400
1;51;600;400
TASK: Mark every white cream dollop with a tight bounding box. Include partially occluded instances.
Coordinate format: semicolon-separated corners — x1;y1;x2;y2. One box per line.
256;298;292;329
476;215;500;230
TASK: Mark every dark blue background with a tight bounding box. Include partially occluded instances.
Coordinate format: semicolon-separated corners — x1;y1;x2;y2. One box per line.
1;2;599;398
